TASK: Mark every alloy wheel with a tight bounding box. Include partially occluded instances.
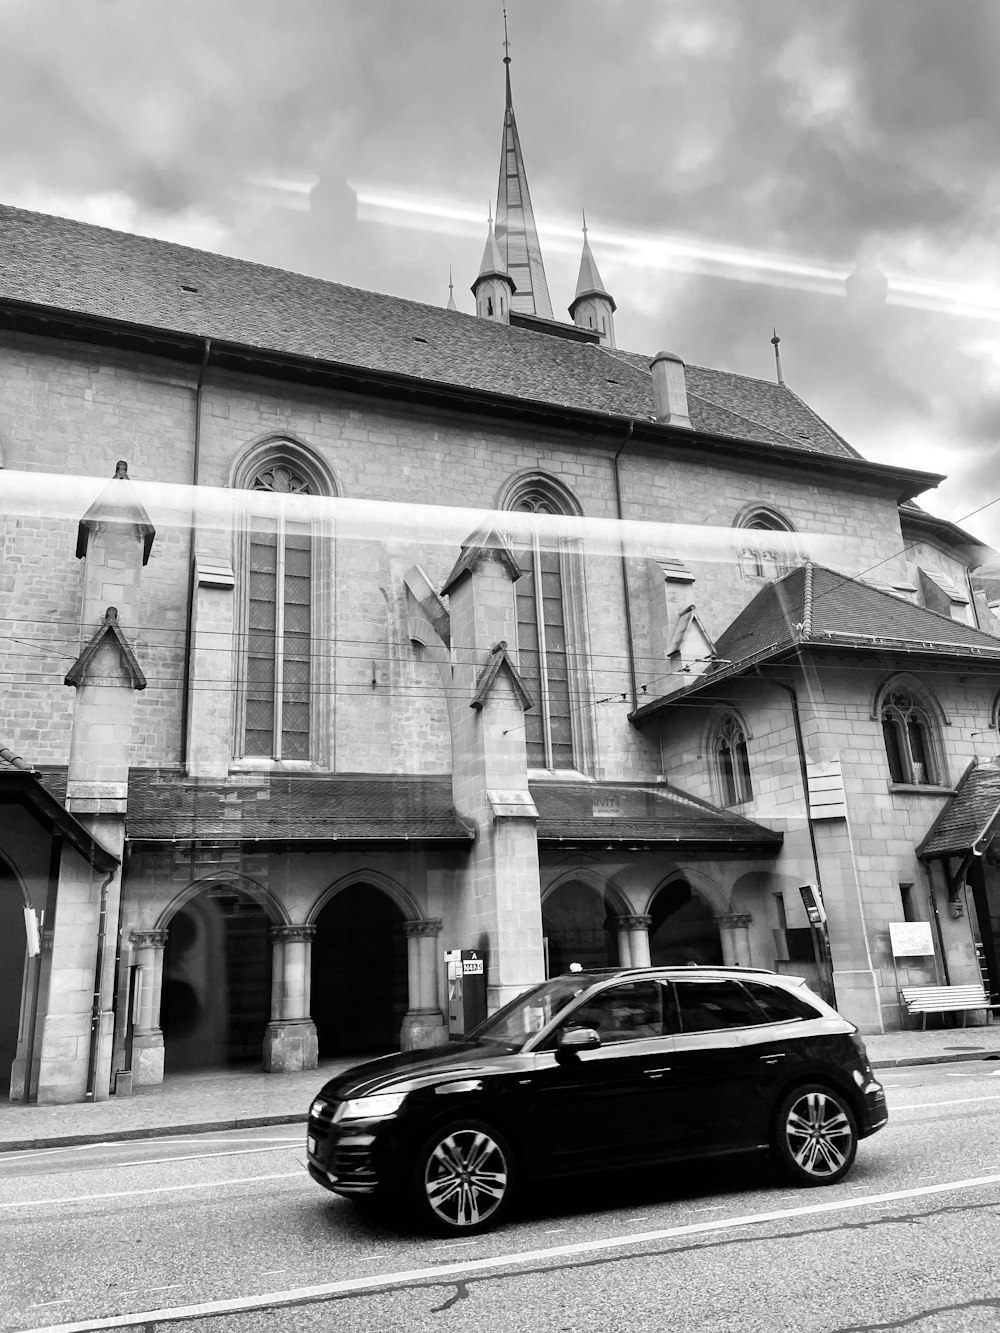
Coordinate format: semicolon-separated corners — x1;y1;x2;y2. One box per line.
782;1089;856;1181
421;1125;511;1232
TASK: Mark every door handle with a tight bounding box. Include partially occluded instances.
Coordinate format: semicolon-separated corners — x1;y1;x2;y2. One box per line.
760;1054;786;1064
645;1066;672;1078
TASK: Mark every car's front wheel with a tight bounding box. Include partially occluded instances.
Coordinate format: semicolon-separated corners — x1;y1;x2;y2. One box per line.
772;1084;858;1186
413;1119;515;1235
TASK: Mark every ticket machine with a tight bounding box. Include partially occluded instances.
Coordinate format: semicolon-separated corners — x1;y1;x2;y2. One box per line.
445;948;487;1038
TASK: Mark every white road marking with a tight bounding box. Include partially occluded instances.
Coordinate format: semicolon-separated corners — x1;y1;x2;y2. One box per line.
28;1300;74;1309
112;1145;297;1168
0;1170;301;1211
25;1169;1000;1333
893;1094;1000;1110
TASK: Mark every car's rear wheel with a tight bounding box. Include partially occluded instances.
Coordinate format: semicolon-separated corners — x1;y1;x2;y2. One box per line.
412;1119;515;1235
772;1084;858;1186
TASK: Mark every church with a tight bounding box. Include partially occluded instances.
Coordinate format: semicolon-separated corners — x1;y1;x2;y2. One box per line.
3;50;1000;1105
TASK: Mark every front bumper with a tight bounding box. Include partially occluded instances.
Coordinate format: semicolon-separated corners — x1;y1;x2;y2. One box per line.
306;1101;383;1196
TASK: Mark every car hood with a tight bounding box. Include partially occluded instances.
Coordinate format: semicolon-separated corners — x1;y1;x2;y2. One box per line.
314;1042;522;1101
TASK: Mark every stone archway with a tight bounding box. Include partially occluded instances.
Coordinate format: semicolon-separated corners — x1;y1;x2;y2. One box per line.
648;879;723;966
311;883;408;1057
160;882;276;1072
541;879;621;976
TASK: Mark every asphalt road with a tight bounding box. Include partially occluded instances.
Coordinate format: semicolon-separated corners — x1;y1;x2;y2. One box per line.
4;1060;1000;1333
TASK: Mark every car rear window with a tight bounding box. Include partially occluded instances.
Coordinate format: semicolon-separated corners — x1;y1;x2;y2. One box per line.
673;978;768;1032
742;980;822;1023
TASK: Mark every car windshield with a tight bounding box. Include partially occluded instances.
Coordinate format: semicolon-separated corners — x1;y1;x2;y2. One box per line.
465;976;591;1051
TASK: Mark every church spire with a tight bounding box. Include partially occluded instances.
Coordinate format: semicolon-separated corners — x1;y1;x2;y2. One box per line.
471;208;515;323
446;265;458;311
494;15;553;319
569;210;617;347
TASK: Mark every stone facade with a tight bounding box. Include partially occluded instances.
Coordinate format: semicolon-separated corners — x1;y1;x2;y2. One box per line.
2;203;1000;1104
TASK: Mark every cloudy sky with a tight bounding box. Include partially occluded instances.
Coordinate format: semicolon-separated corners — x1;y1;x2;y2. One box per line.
5;0;1000;550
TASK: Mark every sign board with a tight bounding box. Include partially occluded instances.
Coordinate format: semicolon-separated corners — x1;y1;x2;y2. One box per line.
462;958;484;975
798;884;826;926
593;793;622;819
888;921;935;957
23;908;40;958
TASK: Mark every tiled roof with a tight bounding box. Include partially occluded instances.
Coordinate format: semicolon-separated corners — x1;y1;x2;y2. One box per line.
918;760;1000;860
530;781;781;850
40;770;474;844
0;202;861;461
717;564;1000;664
633;563;1000;723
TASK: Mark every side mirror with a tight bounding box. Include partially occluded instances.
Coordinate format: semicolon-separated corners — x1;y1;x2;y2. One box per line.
558;1026;601;1051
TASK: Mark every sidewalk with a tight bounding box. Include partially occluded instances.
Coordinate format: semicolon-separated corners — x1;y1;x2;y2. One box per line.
4;1024;1000;1154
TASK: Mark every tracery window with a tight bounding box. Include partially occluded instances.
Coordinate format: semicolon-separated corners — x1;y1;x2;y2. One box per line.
511;490;574;769
881;687;937;786
714;713;753;806
737;509;795;580
243;461;314;759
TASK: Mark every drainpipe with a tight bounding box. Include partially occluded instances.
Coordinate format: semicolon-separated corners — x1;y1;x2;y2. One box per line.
613;420;637;713
85;865;116;1101
179;338;212;771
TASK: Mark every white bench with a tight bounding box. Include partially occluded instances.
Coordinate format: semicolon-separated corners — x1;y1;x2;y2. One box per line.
899;983;1000;1030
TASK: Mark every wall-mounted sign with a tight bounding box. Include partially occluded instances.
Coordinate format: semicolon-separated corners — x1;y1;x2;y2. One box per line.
798;884;826;926
888;921;934;957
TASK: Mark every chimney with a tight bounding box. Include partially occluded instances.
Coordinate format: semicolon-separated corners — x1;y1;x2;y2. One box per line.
650;350;692;430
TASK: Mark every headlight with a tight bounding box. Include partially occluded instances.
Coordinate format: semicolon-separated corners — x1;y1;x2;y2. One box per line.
309;1099;327;1118
333;1092;407;1122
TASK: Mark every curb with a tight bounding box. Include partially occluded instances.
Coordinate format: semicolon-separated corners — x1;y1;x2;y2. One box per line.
872;1051;1000;1069
0;1112;306;1155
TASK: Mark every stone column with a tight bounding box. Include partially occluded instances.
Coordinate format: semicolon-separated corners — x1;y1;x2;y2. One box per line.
716;913;753;968
401;919;447;1051
620;915;652;968
615;921;632;968
130;930;168;1086
263;925;318;1073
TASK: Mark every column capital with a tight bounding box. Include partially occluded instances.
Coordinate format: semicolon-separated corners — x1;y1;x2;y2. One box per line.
715;912;753;929
269;924;317;943
614;914;652;931
130;930;169;949
405;918;444;939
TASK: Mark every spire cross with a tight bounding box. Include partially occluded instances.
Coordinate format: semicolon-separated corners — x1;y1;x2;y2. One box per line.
503;6;511;64
582;207;588;239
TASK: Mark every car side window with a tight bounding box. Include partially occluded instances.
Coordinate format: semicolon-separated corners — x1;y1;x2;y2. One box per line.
742;980;822;1023
561;980;665;1044
674;979;769;1033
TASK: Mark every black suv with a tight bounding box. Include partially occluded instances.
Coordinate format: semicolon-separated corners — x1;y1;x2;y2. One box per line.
306;966;887;1234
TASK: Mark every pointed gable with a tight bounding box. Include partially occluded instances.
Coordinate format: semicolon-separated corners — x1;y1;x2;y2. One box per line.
471;640;534;713
440;527;522;598
64;607;147;690
76;460;155;565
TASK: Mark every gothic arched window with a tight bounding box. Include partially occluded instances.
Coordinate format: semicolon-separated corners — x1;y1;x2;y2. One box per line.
502;474;589;771
714;713;753;806
736;508;796;580
233;441;335;765
881;687;938;786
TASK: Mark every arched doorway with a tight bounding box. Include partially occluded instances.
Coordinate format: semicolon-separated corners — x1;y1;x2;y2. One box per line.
0;863;27;1100
648;880;723;966
542;880;619;976
161;885;273;1072
311;884;408;1057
